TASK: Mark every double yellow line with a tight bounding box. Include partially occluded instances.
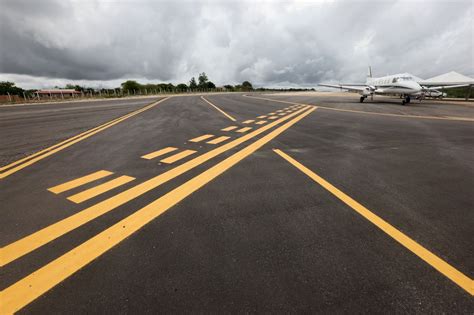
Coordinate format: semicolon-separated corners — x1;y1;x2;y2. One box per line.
0;98;169;179
0;106;316;313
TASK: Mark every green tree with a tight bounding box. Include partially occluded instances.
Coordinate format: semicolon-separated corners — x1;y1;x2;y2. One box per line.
189;77;197;89
242;81;253;90
198;72;209;87
224;84;234;91
121;80;141;93
0;81;24;95
206;81;216;89
176;83;188;91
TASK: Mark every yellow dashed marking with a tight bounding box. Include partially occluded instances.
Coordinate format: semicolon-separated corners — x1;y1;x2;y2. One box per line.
257;115;267;119
268;116;279;119
161;150;196;164
48;170;113;194
243;120;255;124
141;147;178;160
255;121;267;125
189;134;214;143
221;126;238;131
236;127;252;133
67;176;135;204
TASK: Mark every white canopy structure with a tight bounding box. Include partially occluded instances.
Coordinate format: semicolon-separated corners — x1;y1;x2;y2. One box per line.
419;71;474;86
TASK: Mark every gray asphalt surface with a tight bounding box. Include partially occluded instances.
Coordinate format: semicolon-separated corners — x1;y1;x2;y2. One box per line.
0;93;473;313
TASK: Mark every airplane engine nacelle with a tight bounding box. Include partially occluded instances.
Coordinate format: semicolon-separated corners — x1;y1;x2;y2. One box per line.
362;89;371;96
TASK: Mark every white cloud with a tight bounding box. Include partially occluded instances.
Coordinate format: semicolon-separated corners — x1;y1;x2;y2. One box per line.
0;0;472;89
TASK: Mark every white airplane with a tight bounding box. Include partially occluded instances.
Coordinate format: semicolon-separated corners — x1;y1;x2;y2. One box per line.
319;67;472;105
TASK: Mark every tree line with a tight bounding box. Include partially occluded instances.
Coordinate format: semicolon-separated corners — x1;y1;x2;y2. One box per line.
0;72;254;97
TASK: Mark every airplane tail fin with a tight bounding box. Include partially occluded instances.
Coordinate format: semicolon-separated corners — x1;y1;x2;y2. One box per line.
367;66;372;78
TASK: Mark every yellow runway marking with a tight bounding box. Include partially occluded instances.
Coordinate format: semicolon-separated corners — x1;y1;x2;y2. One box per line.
67;176;135;204
244;94;474;122
257;115;267;119
141;147;177;160
255;120;267;125
207;136;230;144
48;170;113;194
0;107;315;315
278;113;286;116
0;106;312;267
189;134;214;143
160;150;196;164
201;96;236;121
0;98;169;179
273;149;474;296
243;119;255;124
276;110;283;112
268;112;276;115
236;127;252;133
221;126;238;131
268;116;279;119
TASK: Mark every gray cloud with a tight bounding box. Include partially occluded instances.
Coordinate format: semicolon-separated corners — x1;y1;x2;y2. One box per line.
0;0;472;88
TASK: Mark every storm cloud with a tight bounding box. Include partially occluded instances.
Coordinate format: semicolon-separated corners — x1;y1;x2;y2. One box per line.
0;0;472;88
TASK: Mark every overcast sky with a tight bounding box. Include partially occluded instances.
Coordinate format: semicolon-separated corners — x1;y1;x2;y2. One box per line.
0;0;472;89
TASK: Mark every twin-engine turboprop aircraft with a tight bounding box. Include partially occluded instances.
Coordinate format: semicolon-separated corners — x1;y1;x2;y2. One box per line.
319;67;472;105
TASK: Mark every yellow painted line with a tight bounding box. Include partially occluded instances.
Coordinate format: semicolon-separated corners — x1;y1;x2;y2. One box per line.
273;148;474;296
257;115;267;119
268;112;276;115
189;134;214;143
243;119;255;124
268;116;279;119
278;113;286;116
0;106;312;267
236;127;252;133
67;176;135;204
48;170;113;194
207;136;230;144
0;106;315;315
141;147;177;160
255;120;267;125
276;110;283;112
0;98;169;179
160;150;196;164
200;96;236;121
244;94;474;122
221;126;238;131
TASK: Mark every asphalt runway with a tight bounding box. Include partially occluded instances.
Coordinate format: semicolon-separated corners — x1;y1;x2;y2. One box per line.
0;93;473;313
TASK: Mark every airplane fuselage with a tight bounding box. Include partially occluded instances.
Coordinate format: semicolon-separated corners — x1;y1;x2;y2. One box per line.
366;74;422;96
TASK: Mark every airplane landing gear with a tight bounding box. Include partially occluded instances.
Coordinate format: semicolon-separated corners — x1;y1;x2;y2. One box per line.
401;95;411;105
360;96;365;103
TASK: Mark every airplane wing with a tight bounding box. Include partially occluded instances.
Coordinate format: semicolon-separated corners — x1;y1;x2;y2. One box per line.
318;83;367;93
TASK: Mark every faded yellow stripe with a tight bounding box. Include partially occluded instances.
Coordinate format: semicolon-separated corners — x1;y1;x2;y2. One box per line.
273;148;474;296
255;121;267;125
201;96;236;121
67;176;135;204
242;119;255;124
257;115;267;119
268;116;279;119
48;170;113;194
141;147;177;160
